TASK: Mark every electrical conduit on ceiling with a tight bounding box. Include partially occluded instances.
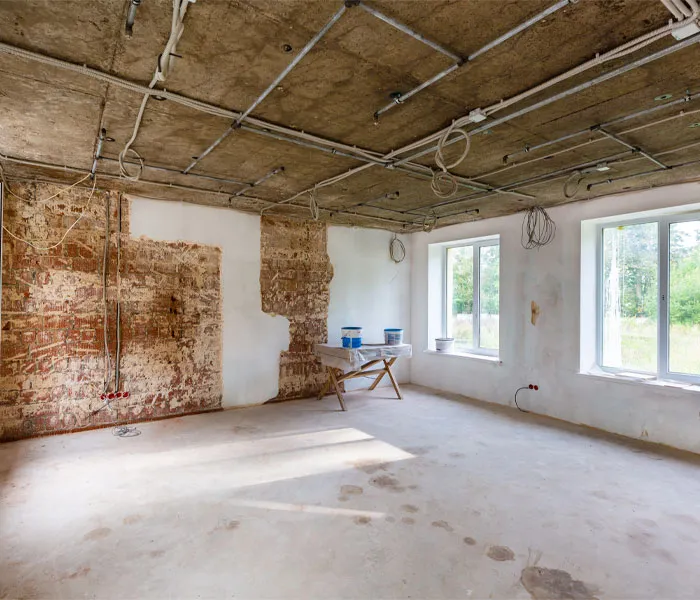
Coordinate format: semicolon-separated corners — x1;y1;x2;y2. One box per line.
118;0;194;181
263;12;700;215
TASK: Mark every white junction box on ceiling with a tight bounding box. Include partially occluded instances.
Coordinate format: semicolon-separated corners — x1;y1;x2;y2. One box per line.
672;21;700;40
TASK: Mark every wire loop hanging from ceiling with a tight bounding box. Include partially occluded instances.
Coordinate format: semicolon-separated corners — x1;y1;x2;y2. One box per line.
521;206;556;250
431;122;471;198
389;233;406;263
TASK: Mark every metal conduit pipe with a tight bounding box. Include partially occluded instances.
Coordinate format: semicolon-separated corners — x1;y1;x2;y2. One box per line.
419;137;700;220
101;156;250;187
478;104;700;183
374;0;572;120
264;32;700;216
663;0;685;19
232;166;284;197
374;64;460;121
0;154;410;229
183;4;347;174
586;157;700;192
0;44;388;170
391;32;700;168
672;0;693;17
125;0;142;37
91;128;106;178
503;92;699;163
411;150;635;215
357;2;462;63
597;128;669;169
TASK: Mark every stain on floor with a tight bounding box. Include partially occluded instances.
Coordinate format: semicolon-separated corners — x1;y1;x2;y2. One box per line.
123;514;143;525
520;566;599;600
353;461;389;474
369;474;405;492
83;527;112;541
353;516;371;525
211;519;240;533
431;520;454;532
487;545;515;561
401;504;419;513
463;536;477;546
340;485;363;496
404;445;436;456
401;517;415;525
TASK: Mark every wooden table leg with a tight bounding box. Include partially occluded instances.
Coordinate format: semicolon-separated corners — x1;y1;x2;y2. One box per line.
383;358;402;399
368;356;396;391
328;367;347;411
318;371;331;400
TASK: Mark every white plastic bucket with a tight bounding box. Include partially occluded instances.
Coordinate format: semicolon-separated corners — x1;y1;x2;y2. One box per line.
341;327;363;348
435;338;454;353
384;328;403;345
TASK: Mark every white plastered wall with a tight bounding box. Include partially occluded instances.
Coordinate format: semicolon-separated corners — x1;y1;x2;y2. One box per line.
411;182;700;454
129;196;289;408
129;198;413;404
327;227;411;389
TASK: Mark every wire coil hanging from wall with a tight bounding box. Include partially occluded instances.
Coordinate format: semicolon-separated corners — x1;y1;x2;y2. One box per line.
521;206;556;250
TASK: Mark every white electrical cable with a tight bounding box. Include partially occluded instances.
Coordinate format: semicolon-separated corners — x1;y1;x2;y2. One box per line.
0;166;98;251
118;0;192;180
431;122;471;198
309;187;319;220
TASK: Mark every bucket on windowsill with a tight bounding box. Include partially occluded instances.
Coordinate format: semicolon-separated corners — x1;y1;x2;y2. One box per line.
341;327;363;349
384;328;403;345
435;338;454;353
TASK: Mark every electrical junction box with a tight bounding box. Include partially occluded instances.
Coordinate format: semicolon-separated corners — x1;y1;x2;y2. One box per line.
672;21;700;40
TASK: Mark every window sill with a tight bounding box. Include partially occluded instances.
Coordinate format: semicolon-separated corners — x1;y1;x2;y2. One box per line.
579;371;700;394
424;349;501;364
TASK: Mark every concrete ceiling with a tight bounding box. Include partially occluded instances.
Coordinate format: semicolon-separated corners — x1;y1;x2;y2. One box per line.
1;0;700;231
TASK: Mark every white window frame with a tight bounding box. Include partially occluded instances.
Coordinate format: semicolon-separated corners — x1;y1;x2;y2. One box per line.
444;238;499;357
596;211;700;384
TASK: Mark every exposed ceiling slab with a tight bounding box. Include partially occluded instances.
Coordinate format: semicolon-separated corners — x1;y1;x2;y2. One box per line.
1;0;700;231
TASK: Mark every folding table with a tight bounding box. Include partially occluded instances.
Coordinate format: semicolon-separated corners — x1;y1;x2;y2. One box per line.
314;343;412;410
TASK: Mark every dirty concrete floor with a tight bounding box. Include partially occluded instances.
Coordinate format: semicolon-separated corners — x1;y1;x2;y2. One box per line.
2;385;700;599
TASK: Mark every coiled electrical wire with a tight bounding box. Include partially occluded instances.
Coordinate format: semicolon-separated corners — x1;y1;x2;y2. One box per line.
389;233;406;263
421;210;438;233
309;187;319;220
431;122;471;198
521;206;556;250
563;170;583;198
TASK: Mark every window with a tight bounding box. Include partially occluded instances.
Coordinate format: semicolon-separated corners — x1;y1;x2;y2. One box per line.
598;213;700;382
445;238;500;355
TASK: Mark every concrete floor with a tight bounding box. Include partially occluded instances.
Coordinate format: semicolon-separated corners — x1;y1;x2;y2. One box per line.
2;385;700;599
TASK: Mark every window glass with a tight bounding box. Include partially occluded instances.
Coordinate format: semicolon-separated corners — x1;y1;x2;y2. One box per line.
479;245;500;350
602;223;658;372
669;220;700;375
447;246;473;352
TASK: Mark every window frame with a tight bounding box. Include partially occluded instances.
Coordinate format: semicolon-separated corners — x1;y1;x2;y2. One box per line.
595;211;700;384
444;238;500;357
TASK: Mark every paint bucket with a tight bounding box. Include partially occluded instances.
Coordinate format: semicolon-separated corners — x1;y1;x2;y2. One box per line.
341;327;363;349
384;328;403;345
435;338;454;353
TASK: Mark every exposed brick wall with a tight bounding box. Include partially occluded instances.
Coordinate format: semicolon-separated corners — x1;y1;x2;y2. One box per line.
260;216;333;400
0;181;222;441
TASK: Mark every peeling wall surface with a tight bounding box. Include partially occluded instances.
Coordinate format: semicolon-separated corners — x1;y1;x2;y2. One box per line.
128;197;289;408
0;183;223;441
411;181;700;455
327;227;411;390
260;216;332;401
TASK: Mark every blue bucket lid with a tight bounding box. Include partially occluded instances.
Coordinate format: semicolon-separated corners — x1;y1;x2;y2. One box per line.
342;326;362;330
384;328;403;332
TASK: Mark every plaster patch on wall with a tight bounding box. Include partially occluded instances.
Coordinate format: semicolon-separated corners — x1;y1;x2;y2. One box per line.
128;197;289;407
